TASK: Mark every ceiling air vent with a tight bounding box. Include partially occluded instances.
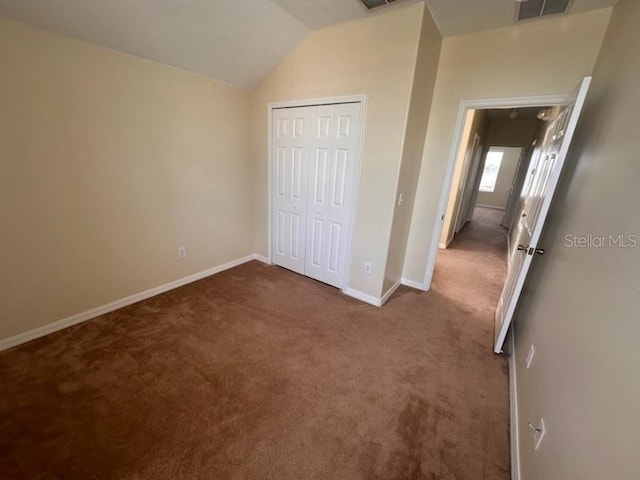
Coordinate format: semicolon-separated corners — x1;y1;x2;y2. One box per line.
517;0;571;21
360;0;402;10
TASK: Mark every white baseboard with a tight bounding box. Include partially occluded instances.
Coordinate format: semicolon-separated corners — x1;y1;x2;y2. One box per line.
343;277;423;307
401;277;426;291
253;254;270;264
342;288;382;307
509;332;521;480
476;204;506;211
380;280;401;306
439;236;453;249
0;254;261;352
343;278;406;307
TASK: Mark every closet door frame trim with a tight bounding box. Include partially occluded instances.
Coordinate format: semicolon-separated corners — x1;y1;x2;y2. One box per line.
267;94;367;290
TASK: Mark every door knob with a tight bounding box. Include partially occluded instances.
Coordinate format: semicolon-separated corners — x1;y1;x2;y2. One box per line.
518;244;545;256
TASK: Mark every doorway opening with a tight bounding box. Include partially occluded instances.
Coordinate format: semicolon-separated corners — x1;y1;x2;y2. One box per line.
430;106;552;333
423;94;567;292
424;78;591;355
439;107;552;251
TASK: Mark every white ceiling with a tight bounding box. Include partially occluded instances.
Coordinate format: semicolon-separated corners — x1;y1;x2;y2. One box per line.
0;0;310;89
0;0;618;88
270;0;369;30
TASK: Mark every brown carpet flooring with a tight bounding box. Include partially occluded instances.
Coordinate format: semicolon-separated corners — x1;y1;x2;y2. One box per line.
0;210;509;480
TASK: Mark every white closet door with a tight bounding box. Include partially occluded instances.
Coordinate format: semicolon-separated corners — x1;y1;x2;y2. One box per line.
272;107;311;275
305;103;361;288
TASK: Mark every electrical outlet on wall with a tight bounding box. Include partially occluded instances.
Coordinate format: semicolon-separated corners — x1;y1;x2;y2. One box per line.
178;246;187;258
364;262;372;274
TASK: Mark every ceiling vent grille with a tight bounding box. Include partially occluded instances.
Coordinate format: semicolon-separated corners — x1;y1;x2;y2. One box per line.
360;0;402;10
517;0;571;21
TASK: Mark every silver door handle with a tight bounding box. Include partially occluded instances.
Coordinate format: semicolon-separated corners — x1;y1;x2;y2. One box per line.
518;244;545;256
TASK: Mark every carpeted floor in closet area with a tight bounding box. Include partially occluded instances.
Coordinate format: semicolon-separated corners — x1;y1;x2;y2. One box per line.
0;208;510;479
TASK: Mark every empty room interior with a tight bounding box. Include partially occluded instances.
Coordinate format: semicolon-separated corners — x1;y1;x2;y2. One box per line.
1;0;638;479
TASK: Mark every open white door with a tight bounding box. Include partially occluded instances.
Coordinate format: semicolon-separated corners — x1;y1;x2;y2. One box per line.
494;77;591;354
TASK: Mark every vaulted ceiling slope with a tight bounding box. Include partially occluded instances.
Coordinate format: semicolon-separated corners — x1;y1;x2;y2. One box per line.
0;0;617;88
0;0;311;89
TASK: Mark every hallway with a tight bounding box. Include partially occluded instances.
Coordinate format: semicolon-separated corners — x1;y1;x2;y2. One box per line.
432;206;508;333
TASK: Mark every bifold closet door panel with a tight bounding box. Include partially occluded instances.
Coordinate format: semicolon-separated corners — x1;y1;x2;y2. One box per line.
305;103;362;288
271;107;312;275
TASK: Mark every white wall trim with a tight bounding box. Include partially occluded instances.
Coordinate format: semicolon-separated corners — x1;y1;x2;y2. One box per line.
476;204;506;210
0;254;261;352
421;93;569;291
380;280;402;305
401;277;427;291
509;332;522;480
253;254;271;264
267;95;367;110
439;235;453;249
342;288;382;307
343;278;422;307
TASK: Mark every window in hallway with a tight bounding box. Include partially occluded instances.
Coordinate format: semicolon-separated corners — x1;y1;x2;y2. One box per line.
479;151;504;192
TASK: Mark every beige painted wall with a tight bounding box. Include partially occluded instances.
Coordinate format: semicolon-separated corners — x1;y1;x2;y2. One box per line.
476;146;522;209
402;8;612;284
513;0;640;477
0;18;253;340
251;3;425;298
383;5;442;294
439;109;488;246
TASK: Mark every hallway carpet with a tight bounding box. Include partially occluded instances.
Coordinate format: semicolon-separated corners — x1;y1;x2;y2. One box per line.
0;220;509;479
